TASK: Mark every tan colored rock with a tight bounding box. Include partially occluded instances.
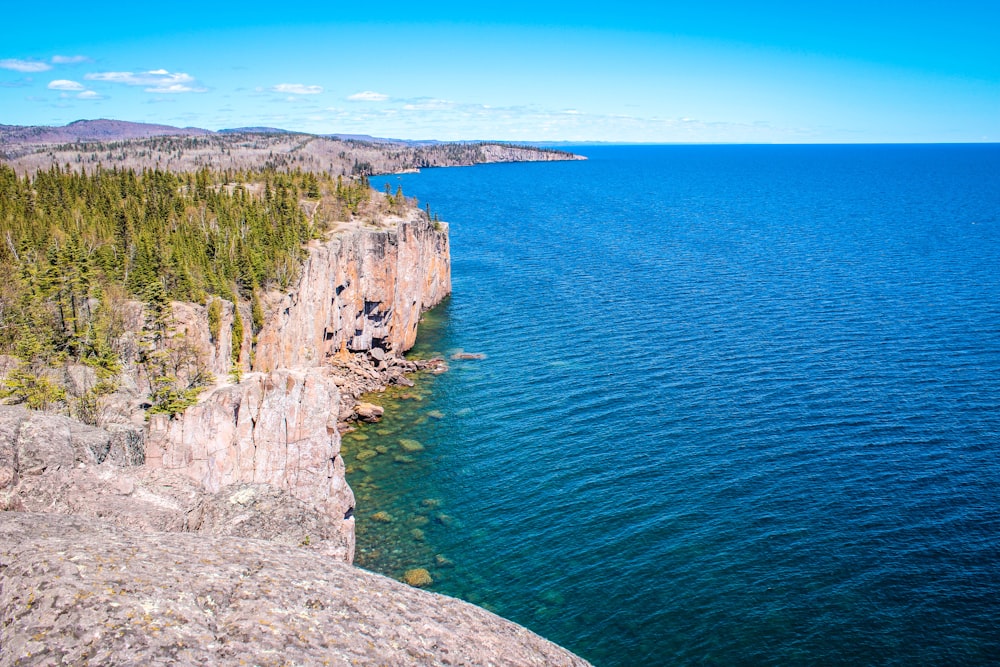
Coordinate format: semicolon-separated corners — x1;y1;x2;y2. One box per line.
354;401;384;422
404;567;434;587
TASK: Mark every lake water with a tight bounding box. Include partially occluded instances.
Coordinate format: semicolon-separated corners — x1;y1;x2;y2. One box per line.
349;144;1000;665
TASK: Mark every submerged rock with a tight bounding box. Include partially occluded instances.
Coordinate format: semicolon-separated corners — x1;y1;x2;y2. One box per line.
404;567;434;587
450;351;487;360
399;438;424;452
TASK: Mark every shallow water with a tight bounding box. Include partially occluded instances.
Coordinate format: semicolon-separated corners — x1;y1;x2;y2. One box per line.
348;145;1000;666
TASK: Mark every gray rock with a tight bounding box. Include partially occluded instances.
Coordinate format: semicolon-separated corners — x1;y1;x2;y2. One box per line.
0;406;110;486
0;513;591;667
63;362;98;397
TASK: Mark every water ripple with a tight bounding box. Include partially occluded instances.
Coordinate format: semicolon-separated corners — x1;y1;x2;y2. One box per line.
361;145;1000;666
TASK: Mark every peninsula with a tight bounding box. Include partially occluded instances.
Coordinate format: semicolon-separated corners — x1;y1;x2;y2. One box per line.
0;118;585;175
0;121;590;665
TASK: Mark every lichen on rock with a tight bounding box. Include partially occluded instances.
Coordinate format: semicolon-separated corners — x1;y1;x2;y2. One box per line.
0;513;592;666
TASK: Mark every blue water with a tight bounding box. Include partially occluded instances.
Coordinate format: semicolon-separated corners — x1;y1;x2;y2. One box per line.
363;145;1000;666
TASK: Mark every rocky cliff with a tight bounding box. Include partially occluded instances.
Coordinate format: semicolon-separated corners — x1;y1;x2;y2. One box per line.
0;209;594;664
144;368;355;560
253;211;450;370
143;211;450;564
0;405;353;561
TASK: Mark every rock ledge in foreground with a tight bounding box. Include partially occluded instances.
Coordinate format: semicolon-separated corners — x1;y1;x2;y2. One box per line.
0;513;591;667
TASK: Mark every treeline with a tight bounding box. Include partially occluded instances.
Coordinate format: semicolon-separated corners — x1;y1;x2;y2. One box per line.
0;164;373;414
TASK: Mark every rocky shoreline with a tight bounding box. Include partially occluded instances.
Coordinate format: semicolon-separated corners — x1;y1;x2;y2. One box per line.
0;208;592;664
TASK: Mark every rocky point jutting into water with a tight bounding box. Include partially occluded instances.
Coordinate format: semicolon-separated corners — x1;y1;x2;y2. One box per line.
0;207;450;559
0;145;591;664
143;210;451;562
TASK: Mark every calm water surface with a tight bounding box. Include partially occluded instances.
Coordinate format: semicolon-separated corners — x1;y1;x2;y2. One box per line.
347;145;1000;666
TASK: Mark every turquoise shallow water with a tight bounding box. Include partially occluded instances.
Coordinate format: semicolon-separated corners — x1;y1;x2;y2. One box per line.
350;145;1000;666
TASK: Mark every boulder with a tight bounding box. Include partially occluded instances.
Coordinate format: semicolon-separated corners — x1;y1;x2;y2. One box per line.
354;401;385;422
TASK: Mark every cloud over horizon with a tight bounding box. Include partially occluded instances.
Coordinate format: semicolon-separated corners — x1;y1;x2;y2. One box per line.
348;91;389;102
85;69;207;93
272;83;323;95
47;79;85;91
0;58;52;73
51;55;91;65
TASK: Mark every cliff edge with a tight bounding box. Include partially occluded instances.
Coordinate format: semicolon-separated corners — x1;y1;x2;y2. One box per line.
0;182;593;664
142;210;451;563
0;512;591;666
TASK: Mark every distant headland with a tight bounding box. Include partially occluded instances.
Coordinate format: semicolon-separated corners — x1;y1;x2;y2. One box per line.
0;118;586;175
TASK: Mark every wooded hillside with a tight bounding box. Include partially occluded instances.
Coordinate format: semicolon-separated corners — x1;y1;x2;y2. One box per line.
0;164;406;415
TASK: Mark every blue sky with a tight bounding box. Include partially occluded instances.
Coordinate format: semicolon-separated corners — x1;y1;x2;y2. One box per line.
2;1;997;142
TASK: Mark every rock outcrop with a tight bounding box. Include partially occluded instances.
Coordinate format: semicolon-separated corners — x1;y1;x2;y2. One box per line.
253;213;450;370
0;179;593;664
0;513;591;666
0;405;352;561
145;368;355;560
141;213;451;564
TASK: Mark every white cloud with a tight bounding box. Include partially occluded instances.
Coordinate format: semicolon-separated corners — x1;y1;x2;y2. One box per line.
0;58;51;72
51;55;91;65
47;79;85;91
272;83;323;95
348;90;389;102
77;90;103;100
147;83;202;94
85;69;206;93
402;98;456;111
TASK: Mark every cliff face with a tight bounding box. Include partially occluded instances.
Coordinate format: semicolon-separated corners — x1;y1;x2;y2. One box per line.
254;213;451;370
0;405;354;561
142;213;450;563
145;368;355;557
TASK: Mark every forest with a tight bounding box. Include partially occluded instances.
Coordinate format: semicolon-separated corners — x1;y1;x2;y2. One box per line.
0;164;401;416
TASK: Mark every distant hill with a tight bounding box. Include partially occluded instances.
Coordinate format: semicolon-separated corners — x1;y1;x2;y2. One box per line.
218;127;297;135
0;119;212;145
0;120;431;147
